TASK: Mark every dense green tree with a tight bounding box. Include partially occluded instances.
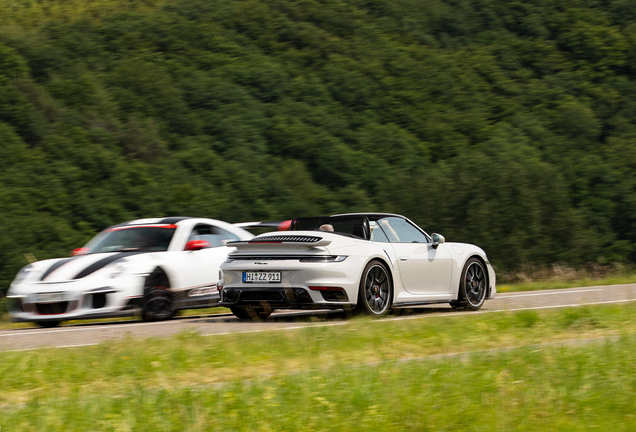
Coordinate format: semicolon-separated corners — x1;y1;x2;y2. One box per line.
2;0;636;289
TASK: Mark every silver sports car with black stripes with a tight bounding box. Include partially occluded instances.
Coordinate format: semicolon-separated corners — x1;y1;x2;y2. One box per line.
6;217;253;327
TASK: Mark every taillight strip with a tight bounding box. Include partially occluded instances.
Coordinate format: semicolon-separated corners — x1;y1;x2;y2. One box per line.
309;286;345;291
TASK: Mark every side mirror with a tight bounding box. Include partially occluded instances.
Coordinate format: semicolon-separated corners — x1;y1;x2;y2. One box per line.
185;240;211;251
72;248;89;256
431;233;445;249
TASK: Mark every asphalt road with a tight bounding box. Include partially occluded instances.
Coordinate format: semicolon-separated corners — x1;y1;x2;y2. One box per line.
2;284;636;351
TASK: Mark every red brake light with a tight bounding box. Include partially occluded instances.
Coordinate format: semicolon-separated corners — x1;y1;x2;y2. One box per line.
309;286;344;291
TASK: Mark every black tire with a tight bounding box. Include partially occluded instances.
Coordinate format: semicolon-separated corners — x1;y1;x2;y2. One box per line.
142;269;176;321
455;257;488;311
35;320;60;328
230;306;272;320
356;260;393;316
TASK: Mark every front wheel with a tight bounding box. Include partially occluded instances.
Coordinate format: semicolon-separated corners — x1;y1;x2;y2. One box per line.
356;260;393;316
455;257;488;311
142;269;176;321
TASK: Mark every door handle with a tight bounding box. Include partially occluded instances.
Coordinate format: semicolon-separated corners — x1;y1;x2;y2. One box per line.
399;256;409;261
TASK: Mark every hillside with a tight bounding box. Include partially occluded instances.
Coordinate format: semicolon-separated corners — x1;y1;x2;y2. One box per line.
2;0;636;287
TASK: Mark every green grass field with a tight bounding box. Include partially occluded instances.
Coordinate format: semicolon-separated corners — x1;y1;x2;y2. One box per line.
1;303;636;430
4;339;636;431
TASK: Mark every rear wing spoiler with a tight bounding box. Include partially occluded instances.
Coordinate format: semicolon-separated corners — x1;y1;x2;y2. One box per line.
227;235;332;249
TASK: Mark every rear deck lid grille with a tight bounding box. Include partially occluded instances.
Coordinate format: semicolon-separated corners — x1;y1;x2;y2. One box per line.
248;236;322;243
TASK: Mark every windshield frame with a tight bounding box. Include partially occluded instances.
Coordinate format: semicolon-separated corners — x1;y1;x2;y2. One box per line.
374;216;431;243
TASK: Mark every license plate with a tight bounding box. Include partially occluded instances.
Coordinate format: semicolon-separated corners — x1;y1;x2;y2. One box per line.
36;292;67;303
242;272;281;283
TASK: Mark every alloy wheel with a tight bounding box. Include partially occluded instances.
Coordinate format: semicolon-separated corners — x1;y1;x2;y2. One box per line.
464;261;486;307
364;265;390;314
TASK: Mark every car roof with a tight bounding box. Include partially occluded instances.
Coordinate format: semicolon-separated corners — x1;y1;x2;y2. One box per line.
108;217;194;229
107;216;245;230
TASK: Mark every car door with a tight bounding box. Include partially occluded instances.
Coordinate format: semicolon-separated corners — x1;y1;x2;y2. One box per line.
177;224;240;291
378;217;453;296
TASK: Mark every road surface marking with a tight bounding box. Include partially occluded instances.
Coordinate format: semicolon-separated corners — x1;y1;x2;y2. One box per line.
495;289;604;298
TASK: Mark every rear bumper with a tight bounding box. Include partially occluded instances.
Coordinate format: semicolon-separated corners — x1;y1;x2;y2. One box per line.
219;256;367;310
219;287;348;309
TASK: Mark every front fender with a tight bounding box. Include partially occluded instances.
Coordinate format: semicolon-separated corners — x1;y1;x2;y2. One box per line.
447;243;496;299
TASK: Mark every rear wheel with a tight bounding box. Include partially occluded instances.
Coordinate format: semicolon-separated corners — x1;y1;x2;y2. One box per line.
230;306;272;320
142;269;176;321
454;257;487;311
356;260;392;316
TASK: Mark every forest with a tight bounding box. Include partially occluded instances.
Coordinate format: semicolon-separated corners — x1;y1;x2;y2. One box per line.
2;0;636;290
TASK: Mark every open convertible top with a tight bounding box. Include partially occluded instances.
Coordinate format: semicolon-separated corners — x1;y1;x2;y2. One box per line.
291;215;371;240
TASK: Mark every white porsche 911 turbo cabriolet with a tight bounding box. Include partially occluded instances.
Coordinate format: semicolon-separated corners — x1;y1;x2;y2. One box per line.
6;217;254;326
219;213;496;319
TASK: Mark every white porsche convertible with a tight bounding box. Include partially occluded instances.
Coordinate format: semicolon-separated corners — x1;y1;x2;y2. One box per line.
6;217;253;327
219;213;496;319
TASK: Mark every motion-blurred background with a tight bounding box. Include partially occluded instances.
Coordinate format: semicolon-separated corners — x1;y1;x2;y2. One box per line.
2;0;636;290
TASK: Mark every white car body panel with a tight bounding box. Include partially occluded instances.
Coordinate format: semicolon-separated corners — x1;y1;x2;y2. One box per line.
6;217;253;323
219;213;496;312
391;242;453;295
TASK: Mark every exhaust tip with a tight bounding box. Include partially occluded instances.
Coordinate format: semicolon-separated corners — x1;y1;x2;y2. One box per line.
224;290;238;303
284;289;299;301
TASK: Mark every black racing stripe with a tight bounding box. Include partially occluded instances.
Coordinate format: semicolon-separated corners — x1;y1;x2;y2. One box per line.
72;251;147;279
40;258;77;281
159;217;193;224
